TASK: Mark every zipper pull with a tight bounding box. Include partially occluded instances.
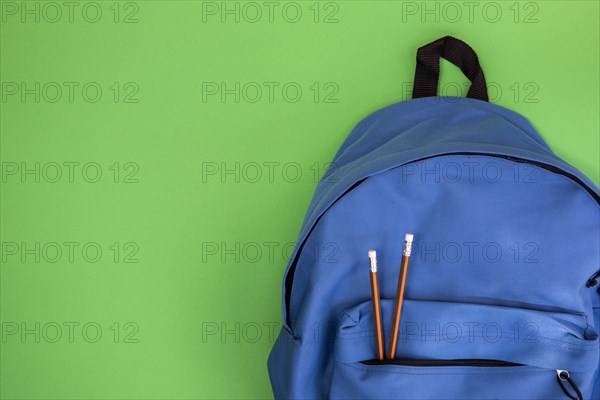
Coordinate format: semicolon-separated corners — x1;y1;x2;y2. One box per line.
556;370;583;400
585;270;600;288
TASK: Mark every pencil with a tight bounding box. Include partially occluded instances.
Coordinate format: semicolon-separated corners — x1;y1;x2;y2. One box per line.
368;250;385;361
388;233;414;360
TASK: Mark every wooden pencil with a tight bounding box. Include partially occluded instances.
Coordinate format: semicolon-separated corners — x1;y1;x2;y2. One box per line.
388;233;414;360
368;250;385;360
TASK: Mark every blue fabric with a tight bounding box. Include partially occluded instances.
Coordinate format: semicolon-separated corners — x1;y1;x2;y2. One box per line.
268;97;600;399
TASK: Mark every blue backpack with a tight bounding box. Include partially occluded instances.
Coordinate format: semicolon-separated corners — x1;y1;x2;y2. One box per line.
268;36;600;399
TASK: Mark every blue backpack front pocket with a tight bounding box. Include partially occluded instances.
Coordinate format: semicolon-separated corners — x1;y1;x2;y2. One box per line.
329;299;598;399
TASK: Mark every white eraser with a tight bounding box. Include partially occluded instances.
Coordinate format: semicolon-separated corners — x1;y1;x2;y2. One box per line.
368;250;377;258
405;233;414;242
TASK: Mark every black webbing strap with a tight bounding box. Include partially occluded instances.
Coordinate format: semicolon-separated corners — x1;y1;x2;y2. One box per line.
412;36;488;101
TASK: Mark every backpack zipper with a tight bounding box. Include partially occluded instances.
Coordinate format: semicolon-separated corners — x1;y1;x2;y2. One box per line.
361;360;583;399
585;270;600;288
361;358;522;367
556;370;583;400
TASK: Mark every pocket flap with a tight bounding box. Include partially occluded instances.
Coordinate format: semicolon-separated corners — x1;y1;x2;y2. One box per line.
335;299;598;371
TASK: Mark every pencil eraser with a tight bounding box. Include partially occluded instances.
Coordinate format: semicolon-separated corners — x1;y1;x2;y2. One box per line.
405;233;414;242
368;250;377;258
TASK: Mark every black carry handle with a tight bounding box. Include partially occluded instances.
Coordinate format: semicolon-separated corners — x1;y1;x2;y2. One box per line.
412;36;488;101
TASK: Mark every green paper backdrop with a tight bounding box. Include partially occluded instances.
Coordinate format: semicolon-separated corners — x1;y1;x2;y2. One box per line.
1;1;598;398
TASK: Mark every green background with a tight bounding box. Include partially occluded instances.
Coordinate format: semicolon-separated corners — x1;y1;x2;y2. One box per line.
0;0;598;398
